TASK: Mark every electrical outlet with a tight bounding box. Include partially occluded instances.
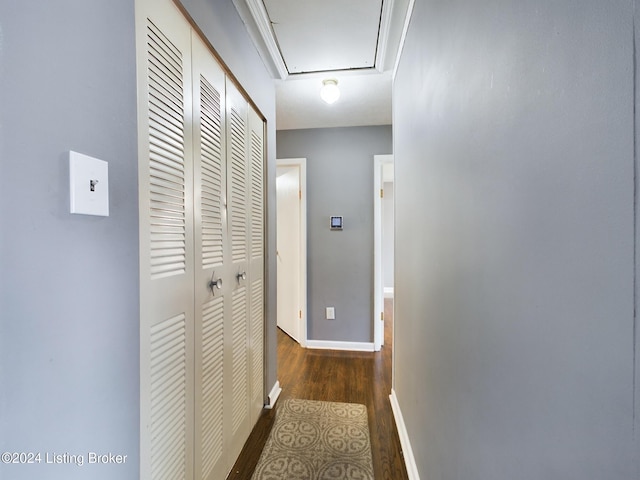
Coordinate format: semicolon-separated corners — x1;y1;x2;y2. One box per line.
326;307;335;320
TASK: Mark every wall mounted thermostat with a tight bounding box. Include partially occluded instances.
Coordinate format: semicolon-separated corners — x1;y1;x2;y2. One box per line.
330;216;343;230
69;150;109;217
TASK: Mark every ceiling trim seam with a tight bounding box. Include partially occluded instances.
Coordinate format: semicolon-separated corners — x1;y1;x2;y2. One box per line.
376;0;394;72
233;0;289;79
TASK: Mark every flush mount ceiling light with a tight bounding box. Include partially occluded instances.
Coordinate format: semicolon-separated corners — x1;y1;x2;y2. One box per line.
320;79;340;104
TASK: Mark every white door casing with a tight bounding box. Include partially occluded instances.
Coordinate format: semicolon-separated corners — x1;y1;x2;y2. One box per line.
374;154;393;351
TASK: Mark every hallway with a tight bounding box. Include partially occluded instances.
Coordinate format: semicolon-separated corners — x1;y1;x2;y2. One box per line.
227;299;407;479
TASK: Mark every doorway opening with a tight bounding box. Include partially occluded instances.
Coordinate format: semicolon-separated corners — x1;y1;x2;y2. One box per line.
276;158;307;346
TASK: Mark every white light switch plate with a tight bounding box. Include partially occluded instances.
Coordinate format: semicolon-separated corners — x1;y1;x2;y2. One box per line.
69;151;109;216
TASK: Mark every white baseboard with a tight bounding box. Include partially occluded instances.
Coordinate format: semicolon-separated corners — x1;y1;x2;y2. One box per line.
306;340;375;352
265;380;282;409
389;389;420;480
384;287;394;298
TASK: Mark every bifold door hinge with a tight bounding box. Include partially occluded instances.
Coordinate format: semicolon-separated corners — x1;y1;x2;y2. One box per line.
381;311;384;321
380;188;384;198
299;310;302;319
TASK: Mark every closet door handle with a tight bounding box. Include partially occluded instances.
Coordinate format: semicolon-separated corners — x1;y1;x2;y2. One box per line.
208;277;223;293
236;271;246;283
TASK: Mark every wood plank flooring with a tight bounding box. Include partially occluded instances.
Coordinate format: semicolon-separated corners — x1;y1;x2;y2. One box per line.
226;299;408;479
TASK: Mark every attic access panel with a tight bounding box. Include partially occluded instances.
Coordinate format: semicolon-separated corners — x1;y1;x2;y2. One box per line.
263;0;384;74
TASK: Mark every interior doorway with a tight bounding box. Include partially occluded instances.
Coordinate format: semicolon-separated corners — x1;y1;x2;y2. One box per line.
276;158;307;346
374;154;394;351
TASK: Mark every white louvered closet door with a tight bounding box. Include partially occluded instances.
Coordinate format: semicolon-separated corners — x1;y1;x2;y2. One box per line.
137;0;266;478
136;1;195;479
247;107;265;424
224;78;252;462
191;32;228;480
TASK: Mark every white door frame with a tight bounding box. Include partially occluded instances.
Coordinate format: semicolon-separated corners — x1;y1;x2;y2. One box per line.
374;154;393;351
276;158;307;347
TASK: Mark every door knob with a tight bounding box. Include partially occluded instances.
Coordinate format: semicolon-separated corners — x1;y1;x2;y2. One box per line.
208;276;222;293
236;271;246;282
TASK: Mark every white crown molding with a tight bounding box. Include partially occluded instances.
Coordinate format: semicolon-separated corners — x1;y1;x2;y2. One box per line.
375;0;395;72
393;0;416;79
232;0;289;79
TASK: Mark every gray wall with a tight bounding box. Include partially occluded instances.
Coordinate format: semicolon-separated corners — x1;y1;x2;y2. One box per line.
0;1;140;478
393;0;639;479
0;1;276;479
277;126;392;343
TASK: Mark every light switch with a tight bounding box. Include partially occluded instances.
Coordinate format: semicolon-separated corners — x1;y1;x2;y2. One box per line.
69;151;109;217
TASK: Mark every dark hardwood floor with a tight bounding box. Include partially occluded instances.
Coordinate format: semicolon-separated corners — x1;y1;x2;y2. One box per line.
226;299;408;479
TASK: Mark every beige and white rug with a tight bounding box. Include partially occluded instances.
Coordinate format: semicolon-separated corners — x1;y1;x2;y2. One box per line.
251;399;374;480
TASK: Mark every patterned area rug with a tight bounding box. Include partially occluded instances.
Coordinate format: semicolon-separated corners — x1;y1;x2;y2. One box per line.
251;399;374;480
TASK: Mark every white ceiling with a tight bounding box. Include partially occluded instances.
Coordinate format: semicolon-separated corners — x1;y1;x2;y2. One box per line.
232;0;412;130
274;70;393;130
263;0;382;74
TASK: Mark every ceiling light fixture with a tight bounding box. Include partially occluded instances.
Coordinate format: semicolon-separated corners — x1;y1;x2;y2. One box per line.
320;79;340;104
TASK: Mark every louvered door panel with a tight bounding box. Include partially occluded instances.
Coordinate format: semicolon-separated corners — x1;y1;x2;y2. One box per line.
191;32;229;480
231;286;248;435
247;108;265;423
148;20;187;279
137;2;195;479
224;79;252;463
199;75;224;270
250;277;264;412
150;314;187;480
249;129;263;261
199;298;225;478
229;109;247;264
